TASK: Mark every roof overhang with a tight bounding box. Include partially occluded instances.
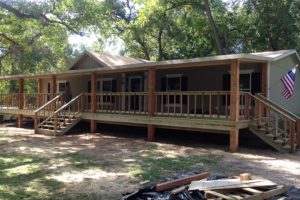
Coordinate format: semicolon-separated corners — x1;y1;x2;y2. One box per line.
1;50;298;81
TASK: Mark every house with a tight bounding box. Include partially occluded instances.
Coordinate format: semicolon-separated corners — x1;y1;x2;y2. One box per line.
0;49;299;153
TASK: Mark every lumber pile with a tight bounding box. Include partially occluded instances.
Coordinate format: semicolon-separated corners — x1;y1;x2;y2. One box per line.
156;172;287;200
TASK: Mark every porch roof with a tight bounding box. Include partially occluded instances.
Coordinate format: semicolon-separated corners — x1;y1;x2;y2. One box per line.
0;49;299;80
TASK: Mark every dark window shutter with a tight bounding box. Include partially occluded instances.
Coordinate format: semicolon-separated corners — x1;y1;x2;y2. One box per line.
161;77;166;91
181;76;188;91
112;80;117;92
47;83;51;93
223;74;230;91
88;81;91;93
222;74;230;105
251;73;261;94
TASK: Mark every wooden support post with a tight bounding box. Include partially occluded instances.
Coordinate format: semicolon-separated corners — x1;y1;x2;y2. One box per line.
148;68;156;141
51;75;57;111
148;124;155;142
90;72;97;133
261;62;269;97
38;78;43;106
18;78;24;128
290;120;295;153
230;59;240;153
297;120;300;146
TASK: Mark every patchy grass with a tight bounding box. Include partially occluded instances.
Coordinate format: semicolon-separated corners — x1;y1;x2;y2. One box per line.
0;152;105;200
125;150;218;182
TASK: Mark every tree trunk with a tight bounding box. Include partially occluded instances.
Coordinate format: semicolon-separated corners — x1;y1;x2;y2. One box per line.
203;0;226;54
158;28;164;61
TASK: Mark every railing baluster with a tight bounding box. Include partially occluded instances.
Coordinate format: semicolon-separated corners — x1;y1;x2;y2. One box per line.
202;93;204;118
194;93;197;117
290;120;295;153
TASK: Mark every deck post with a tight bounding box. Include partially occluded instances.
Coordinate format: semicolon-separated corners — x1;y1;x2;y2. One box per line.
38;78;43;107
230;59;240;153
261;62;269;97
51;75;57;111
90;72;97;133
297;120;300;146
147;68;156;141
18;78;24;128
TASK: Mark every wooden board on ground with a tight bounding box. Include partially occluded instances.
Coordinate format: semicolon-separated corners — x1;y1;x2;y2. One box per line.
204;185;287;200
189;179;277;191
156;172;210;192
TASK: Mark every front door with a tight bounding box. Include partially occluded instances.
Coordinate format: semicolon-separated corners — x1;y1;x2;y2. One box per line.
129;76;143;111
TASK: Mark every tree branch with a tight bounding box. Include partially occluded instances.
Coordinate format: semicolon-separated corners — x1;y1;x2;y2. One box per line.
0;33;19;46
0;1;82;34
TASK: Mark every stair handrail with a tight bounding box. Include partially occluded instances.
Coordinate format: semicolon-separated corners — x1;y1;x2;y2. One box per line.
34;94;62;113
245;92;297;152
245;92;296;122
53;93;83;115
256;93;300;121
37;93;84;135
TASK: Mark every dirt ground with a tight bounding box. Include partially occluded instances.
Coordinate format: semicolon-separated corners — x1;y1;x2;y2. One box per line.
0;121;300;199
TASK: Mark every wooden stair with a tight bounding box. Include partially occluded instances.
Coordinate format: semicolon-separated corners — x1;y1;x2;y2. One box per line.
249;125;292;153
37;116;81;136
34;93;84;136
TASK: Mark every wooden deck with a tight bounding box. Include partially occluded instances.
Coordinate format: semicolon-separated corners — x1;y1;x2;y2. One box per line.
0;91;299;153
0;106;250;132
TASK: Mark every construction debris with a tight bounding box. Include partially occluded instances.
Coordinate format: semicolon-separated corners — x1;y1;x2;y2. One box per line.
121;172;297;200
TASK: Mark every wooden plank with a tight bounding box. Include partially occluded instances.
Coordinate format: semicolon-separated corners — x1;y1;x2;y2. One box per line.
80;112;240;131
205;190;235;200
189;179;277;191
242;186;287;200
155;172;210;192
242;187;262;194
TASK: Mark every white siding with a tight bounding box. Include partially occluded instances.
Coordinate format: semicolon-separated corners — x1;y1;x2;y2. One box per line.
269;55;300;115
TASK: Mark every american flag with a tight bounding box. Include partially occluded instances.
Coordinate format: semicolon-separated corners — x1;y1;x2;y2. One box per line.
281;66;297;100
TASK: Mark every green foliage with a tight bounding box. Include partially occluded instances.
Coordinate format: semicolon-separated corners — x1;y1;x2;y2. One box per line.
0;0;299;88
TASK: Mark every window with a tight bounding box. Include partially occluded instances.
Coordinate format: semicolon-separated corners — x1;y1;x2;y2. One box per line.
161;74;188;106
96;78;116;103
239;74;251;92
57;81;67;93
162;74;187;92
97;79;113;92
167;76;181;91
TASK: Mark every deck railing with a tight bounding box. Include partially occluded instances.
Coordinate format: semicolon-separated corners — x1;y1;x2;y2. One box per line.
0;93;19;108
0;93;53;110
24;93;52;110
243;92;298;152
83;92;149;115
154;91;231;119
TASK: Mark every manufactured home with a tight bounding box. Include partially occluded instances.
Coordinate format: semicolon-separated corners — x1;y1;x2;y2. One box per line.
0;50;299;153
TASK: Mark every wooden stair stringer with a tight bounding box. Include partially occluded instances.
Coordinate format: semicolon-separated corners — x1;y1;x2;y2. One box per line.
248;126;288;153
